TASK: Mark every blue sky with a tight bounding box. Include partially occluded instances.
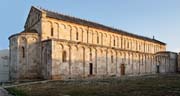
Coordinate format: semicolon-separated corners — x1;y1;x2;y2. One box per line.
0;0;180;52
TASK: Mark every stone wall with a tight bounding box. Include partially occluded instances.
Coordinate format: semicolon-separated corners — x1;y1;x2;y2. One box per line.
178;53;180;72
0;49;9;82
41;17;166;54
49;39;157;79
9;32;41;80
155;52;178;73
39;14;166;79
41;40;52;79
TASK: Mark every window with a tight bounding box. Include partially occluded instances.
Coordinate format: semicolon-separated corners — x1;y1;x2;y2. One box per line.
76;32;78;40
124;40;126;48
51;27;54;36
139;45;141;51
22;47;25;58
113;39;115;46
111;55;113;63
136;41;138;50
62;51;67;62
97;36;99;44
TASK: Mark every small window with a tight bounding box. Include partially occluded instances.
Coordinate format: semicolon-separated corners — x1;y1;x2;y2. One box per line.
22;47;25;58
62;51;67;62
111;55;113;63
97;36;99;44
113;39;115;46
51;28;54;36
139;45;141;51
76;32;78;40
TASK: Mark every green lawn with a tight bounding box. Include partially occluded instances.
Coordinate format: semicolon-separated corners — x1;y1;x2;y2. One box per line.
6;74;180;96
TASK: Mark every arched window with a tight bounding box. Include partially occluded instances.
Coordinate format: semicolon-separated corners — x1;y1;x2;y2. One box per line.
22;47;25;58
62;51;67;62
97;36;99;44
51;27;54;36
124;40;126;49
76;32;79;40
139;44;141;51
113;39;115;46
111;55;113;63
135;41;138;50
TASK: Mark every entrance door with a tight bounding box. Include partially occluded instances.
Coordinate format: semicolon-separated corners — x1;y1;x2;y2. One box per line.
121;64;125;75
89;63;93;75
156;65;160;73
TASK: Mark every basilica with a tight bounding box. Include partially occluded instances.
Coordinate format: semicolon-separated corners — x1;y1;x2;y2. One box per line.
9;6;178;80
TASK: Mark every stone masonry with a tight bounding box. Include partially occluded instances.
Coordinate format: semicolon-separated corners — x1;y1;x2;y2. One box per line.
8;6;178;80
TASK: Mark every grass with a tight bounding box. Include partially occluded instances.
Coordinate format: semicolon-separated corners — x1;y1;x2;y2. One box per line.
6;74;180;96
6;87;27;96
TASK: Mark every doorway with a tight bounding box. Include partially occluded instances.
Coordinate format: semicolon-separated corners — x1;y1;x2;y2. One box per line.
121;64;125;75
89;63;93;75
156;65;160;73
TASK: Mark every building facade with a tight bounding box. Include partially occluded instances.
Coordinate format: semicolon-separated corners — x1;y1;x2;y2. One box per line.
9;6;177;80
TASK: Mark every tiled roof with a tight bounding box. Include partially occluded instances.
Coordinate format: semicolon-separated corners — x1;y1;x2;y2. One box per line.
40;7;166;45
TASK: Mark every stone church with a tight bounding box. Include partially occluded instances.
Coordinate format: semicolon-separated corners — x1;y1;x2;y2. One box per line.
9;6;178;80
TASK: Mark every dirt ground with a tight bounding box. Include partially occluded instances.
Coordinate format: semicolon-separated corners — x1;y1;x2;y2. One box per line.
6;74;180;96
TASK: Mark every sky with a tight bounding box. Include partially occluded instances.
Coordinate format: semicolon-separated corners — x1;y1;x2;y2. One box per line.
0;0;180;52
